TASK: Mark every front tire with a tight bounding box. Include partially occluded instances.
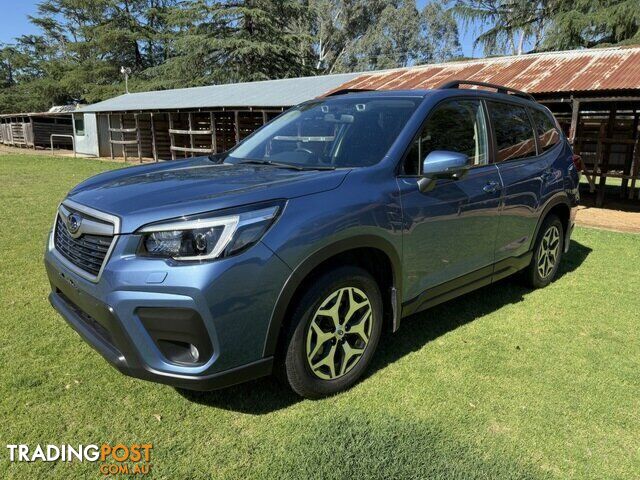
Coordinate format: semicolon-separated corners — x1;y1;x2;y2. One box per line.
524;214;564;288
281;266;383;399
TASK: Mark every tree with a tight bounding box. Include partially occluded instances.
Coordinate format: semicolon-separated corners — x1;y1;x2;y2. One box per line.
419;3;462;63
453;0;546;55
309;0;460;73
144;0;314;89
0;46;17;89
454;0;640;56
213;0;314;81
0;0;461;113
344;1;461;70
542;0;640;50
0;0;179;112
307;0;382;73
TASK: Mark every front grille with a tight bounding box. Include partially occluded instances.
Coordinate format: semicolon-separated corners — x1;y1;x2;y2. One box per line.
54;215;113;277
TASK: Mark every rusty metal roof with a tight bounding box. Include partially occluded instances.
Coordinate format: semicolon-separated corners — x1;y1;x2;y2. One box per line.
330;46;640;95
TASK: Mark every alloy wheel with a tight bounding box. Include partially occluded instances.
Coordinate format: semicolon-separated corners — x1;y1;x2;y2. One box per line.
537;225;560;279
305;287;373;380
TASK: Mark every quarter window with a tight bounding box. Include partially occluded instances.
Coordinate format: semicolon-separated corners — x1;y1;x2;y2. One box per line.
531;108;561;153
488;102;537;162
404;99;489;175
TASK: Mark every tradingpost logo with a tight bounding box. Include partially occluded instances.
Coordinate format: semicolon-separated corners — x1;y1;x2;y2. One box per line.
6;443;153;475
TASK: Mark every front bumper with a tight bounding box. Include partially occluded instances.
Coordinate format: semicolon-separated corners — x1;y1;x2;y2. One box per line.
45;233;291;391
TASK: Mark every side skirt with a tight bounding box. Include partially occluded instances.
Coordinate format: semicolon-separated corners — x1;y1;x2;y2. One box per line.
492;251;533;283
401;251;533;318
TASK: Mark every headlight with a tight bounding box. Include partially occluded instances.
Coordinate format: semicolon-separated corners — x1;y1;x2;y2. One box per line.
138;203;282;261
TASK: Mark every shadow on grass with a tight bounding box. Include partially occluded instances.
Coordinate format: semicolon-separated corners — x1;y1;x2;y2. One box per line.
179;240;591;414
176;375;300;415
367;240;591;379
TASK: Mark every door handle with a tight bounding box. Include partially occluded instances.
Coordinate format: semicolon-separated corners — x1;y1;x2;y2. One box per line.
483;181;500;194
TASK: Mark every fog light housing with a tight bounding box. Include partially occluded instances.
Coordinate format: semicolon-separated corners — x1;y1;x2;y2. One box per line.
156;340;201;364
136;307;213;366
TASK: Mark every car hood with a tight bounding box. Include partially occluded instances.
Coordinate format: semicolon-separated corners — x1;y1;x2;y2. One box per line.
67;156;350;233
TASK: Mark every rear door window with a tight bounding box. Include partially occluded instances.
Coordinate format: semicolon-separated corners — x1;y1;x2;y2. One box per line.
488;102;537;162
530;108;561;153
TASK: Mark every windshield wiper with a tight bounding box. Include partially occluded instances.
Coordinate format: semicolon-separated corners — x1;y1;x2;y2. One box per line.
237;160;335;171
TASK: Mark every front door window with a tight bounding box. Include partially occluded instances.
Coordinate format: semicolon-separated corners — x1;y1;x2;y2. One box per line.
404;99;489;175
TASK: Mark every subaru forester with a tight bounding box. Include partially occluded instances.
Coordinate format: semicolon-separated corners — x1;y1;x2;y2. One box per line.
45;81;580;398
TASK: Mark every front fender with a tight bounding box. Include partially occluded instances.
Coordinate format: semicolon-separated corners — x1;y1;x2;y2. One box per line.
262;235;402;357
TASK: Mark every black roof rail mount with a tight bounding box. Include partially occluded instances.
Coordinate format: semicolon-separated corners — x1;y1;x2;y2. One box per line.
325;88;376;97
439;80;535;102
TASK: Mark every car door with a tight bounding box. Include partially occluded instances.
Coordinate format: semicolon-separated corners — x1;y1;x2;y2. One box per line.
397;98;503;305
488;101;558;264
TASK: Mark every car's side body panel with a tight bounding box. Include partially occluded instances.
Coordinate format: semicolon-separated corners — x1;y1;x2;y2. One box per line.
397;163;502;302
493;153;549;261
395;91;578;319
493;115;574;263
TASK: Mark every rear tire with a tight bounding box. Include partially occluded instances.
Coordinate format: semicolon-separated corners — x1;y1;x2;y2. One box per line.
524;214;564;288
280;266;383;399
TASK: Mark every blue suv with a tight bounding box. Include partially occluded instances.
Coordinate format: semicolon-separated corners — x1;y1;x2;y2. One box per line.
45;81;579;398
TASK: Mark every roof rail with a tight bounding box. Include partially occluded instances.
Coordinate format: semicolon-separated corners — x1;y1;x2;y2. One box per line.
325;88;375;97
439;80;535;101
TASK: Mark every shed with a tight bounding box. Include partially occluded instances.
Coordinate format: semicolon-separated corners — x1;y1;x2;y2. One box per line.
0;106;75;150
75;73;360;161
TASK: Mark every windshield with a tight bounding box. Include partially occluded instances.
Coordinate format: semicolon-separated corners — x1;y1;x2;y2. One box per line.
223;97;420;168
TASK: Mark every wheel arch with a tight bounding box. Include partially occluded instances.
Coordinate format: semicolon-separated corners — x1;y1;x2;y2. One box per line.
531;193;571;251
262;236;402;357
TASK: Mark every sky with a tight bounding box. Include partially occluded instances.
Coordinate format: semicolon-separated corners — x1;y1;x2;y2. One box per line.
0;1;40;44
0;0;481;58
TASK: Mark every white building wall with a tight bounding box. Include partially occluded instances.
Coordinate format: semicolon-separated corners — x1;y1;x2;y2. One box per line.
74;113;100;157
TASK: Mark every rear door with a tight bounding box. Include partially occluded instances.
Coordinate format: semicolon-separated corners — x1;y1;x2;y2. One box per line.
488;101;550;262
398;98;503;303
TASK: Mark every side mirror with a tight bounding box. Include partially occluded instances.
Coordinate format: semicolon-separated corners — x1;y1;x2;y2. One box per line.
418;150;470;193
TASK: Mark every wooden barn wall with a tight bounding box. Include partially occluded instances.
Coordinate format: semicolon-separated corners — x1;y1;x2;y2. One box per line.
0;115;72;149
0;117;33;147
151;113;172;159
32;116;73;147
105;108;284;161
545;97;640;204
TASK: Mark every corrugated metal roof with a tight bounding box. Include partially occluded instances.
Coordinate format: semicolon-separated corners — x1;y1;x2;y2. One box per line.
78;73;361;113
48;105;80;113
0;105;79;117
329;46;640;95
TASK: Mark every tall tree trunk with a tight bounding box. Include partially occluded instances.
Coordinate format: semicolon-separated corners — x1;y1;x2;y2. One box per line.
517;30;525;55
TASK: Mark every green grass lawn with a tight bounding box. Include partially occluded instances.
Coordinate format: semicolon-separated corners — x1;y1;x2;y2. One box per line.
1;154;639;479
